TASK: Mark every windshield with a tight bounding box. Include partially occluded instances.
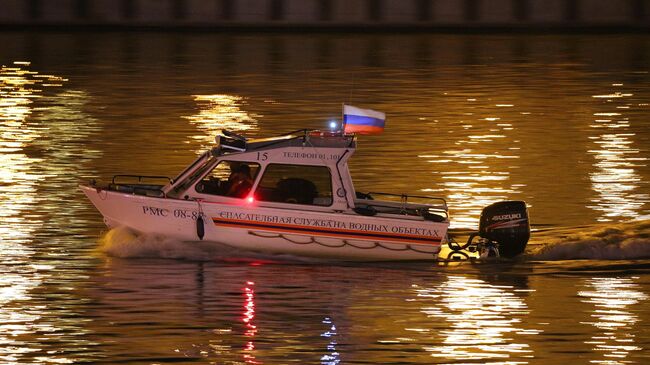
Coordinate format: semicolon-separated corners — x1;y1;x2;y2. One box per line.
167;156;217;198
171;151;210;184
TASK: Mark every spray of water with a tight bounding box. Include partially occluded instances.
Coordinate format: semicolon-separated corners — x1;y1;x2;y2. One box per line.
98;226;223;261
98;226;321;263
528;220;650;260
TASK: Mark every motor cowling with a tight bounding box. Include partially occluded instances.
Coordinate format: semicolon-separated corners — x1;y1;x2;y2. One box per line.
479;201;530;258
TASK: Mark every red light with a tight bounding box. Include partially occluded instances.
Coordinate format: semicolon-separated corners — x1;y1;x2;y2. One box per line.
242;281;259;364
246;196;255;204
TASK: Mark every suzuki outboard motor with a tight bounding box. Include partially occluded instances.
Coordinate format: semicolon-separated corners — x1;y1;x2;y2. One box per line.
478;201;530;258
452;201;530;259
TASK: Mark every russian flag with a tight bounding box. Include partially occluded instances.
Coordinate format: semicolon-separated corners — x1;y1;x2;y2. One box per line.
343;105;386;135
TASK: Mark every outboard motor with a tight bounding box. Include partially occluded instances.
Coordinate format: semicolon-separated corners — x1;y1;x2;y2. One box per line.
477;201;530;258
454;201;530;259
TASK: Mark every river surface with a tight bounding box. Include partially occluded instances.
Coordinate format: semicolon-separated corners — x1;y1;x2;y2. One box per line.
1;31;649;364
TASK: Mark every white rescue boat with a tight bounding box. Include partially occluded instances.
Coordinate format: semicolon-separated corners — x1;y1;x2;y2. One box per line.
81;129;530;261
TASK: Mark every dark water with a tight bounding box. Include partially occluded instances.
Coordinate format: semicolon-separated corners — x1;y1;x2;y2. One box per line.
1;32;649;364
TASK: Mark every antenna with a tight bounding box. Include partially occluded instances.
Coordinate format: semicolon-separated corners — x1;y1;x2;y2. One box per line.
348;72;355;105
343;72;355;133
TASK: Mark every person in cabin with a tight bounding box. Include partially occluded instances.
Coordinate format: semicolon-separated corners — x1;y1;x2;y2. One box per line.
226;164;253;198
221;162;240;191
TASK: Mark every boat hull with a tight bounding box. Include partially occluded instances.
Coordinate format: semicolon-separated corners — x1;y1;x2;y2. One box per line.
80;185;448;261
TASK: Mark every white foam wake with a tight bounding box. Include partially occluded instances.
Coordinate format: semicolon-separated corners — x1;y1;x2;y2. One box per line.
528;220;650;260
98;226;223;261
97;226;319;263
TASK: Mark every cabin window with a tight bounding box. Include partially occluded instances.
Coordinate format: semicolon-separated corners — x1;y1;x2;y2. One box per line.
254;164;333;206
195;161;260;198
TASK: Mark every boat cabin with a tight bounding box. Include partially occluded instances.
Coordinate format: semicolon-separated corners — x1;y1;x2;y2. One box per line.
164;130;358;213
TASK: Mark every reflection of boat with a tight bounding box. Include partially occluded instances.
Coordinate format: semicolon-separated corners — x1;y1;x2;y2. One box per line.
81;129;530;261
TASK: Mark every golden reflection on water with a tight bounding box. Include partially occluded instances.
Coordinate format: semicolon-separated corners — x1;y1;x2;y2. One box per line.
589;86;649;222
579;277;648;365
0;62;44;362
184;94;259;153
0;61;79;365
0;62;48;243
0;61;45;364
415;275;538;364
420;114;522;229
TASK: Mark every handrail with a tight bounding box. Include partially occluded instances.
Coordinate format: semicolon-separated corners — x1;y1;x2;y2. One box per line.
112;174;172;185
353;198;449;221
366;191;447;207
